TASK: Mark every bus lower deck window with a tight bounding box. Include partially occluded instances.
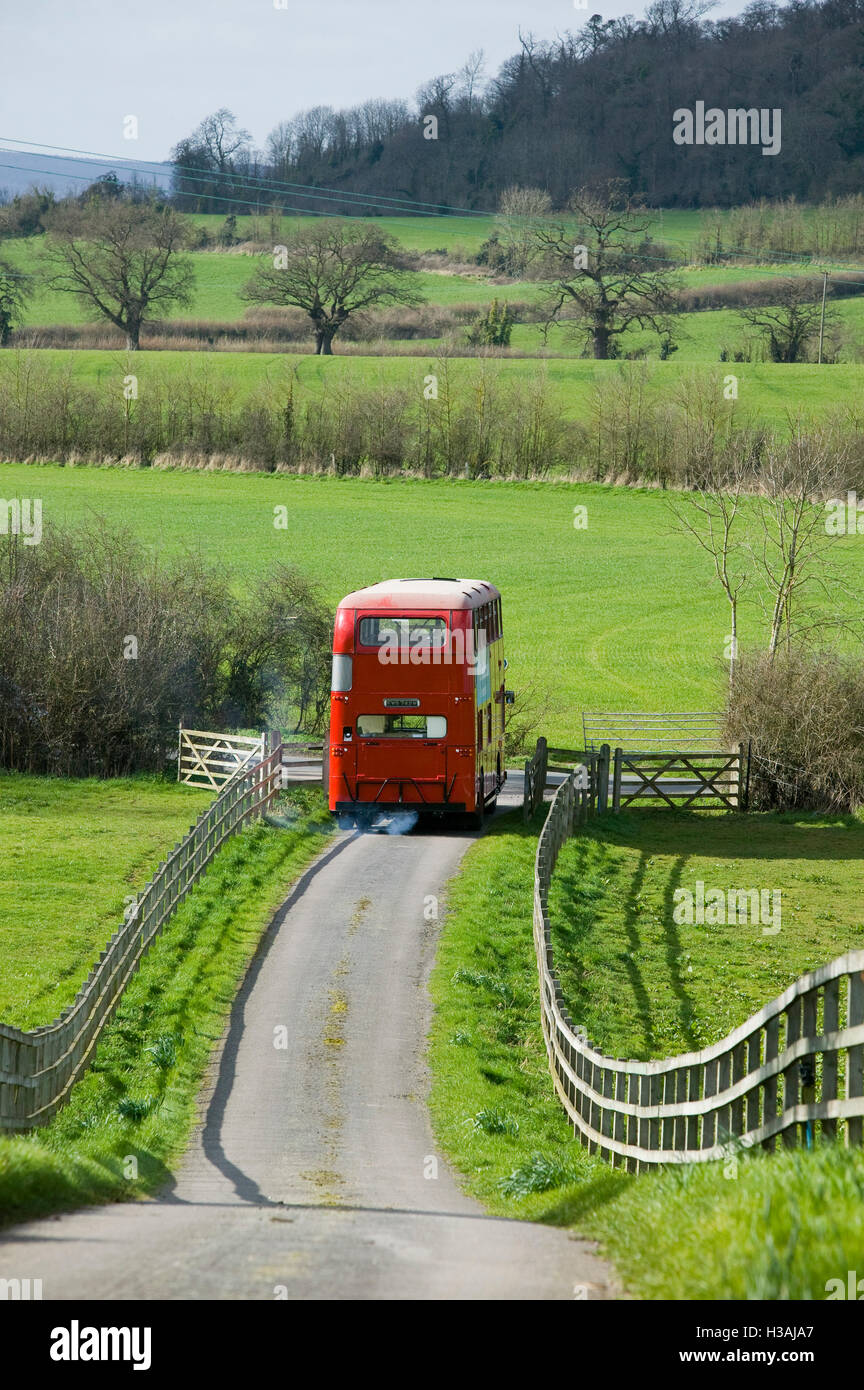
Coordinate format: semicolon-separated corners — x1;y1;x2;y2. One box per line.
357;713;447;738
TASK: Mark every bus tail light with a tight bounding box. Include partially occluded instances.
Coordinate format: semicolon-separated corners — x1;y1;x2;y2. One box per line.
454;746;472;757
332;745;348;757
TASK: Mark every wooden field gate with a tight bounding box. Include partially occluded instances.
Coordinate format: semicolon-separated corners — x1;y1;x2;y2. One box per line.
179;726;325;789
579;712;749;810
178;727;264;788
611;745;749;810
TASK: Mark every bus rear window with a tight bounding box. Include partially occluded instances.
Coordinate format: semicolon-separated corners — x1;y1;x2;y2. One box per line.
357;714;447;738
358;616;447;648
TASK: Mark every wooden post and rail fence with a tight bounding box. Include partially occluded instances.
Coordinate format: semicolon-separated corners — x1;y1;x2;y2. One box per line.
532;766;864;1169
0;735;285;1132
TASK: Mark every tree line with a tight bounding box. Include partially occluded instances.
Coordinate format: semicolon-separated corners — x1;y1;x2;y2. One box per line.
168;1;864;213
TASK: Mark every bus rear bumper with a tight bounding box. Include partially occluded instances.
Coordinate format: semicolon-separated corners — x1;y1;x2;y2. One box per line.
330;771;469;811
332;799;467;817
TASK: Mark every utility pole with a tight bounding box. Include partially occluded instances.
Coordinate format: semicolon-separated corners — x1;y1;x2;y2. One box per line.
818;269;829;364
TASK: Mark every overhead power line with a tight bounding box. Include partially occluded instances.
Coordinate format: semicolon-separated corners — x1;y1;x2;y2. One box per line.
0;136;491;220
0;158;364;222
5;139;864;285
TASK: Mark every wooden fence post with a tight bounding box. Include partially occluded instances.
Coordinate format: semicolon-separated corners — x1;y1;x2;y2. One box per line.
783;997;801;1148
736;742;745;810
597;743;610;813
612;747;623;813
849;970;864;1148
822;978;839;1141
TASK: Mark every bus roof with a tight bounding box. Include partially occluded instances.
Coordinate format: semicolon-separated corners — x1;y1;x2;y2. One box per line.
337;578;500;611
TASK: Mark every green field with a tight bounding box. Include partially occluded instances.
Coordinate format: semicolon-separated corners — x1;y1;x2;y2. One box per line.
2;464;860;733
185;208;769;260
549;809;864;1058
2;236;542;323
5;346;863;432
6;206;864;436
191;212;503;256
190;209;707;256
3;463;861;744
0;773;210;1029
7;209;862;370
427;808;864;1298
10;242;859;364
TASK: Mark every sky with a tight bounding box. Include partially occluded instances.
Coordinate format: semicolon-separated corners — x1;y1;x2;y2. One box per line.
1;0;747;166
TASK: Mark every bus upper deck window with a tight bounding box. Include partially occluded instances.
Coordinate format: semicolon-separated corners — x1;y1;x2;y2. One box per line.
331;653;352;691
358;616;447;648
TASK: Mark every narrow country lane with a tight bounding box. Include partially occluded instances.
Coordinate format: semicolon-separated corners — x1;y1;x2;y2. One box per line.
0;806;617;1300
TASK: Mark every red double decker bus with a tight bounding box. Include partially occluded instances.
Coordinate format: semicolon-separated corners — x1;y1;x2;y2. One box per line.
327;578;508;824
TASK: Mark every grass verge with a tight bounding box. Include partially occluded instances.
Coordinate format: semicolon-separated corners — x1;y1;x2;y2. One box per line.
590;1144;864;1300
0;788;329;1226
427;812;618;1222
427;808;864;1298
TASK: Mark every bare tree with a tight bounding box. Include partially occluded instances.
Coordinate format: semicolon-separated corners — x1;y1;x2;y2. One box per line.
495;185;552;275
644;0;717;39
458;49;486;110
0;259;34;345
186;108;251;173
534;181;681;358
667;457;751;682
738;278;834;362
752;428;857;654
291;106;336;162
415;72;458;135
241;222;425;354
42;198;195;350
266;119;295;172
672;426;861;666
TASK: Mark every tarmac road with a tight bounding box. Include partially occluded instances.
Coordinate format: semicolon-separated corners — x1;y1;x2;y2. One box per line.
0;790;618;1301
